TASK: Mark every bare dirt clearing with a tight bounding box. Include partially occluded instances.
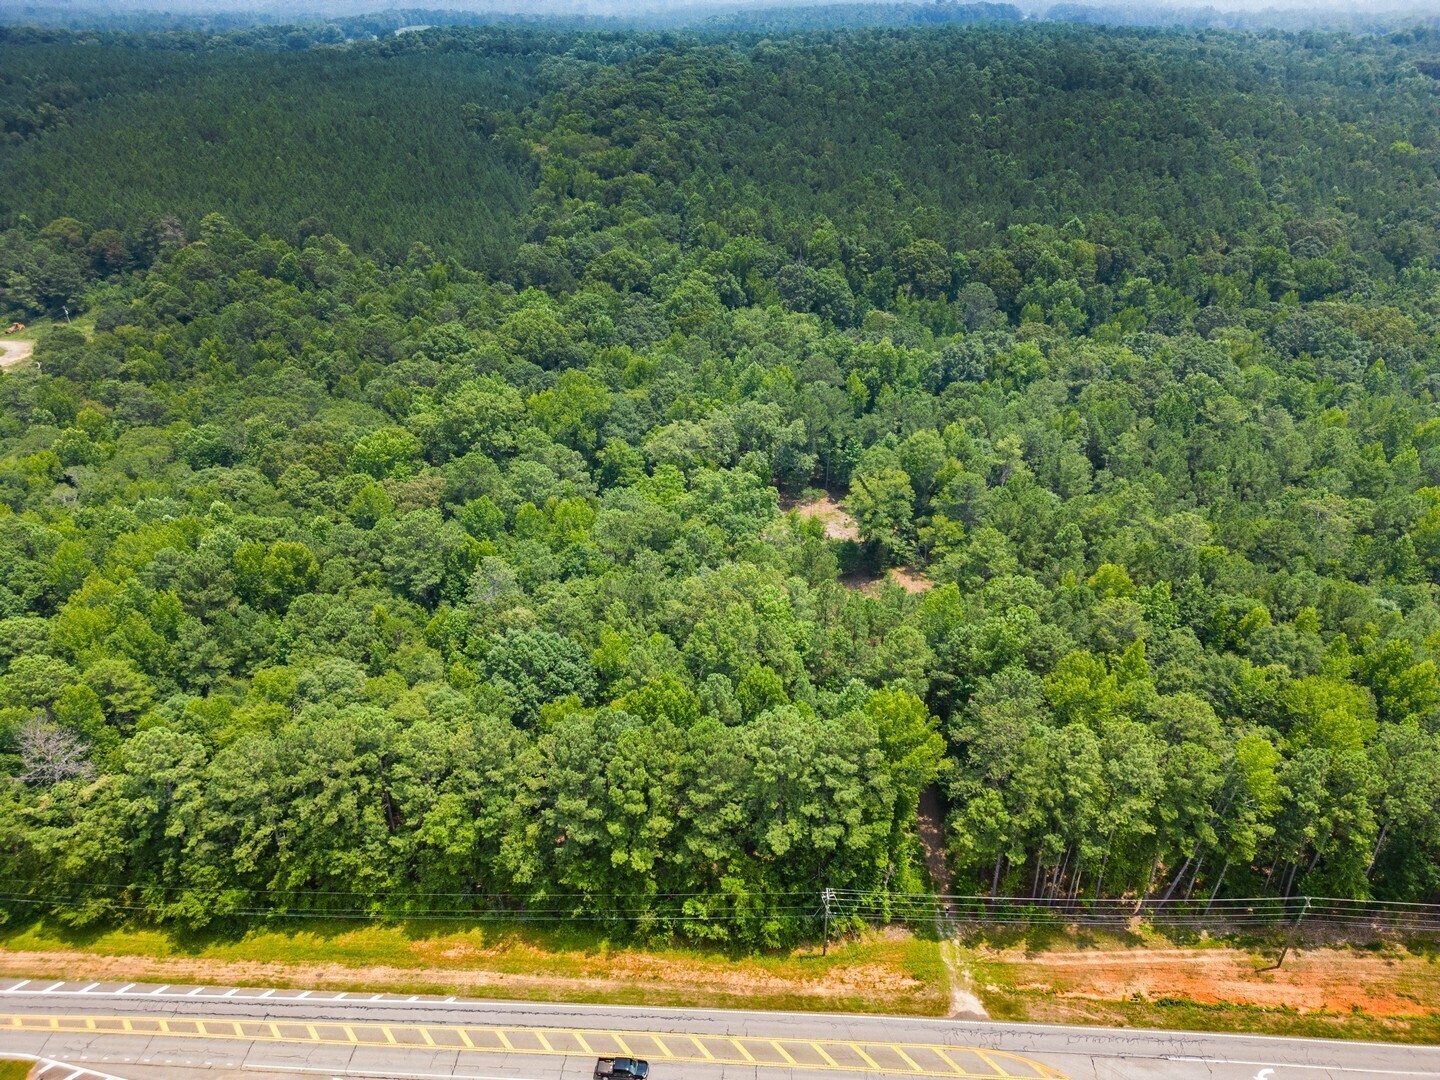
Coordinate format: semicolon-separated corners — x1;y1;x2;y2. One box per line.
888;566;934;593
973;942;1440;1018
790;495;935;594
0;340;34;370
790;492;861;541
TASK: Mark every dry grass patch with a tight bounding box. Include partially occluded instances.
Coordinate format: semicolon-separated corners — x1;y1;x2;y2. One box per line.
0;920;949;1016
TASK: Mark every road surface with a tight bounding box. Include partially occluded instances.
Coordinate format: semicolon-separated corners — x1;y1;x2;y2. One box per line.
0;338;35;369
0;977;1436;1080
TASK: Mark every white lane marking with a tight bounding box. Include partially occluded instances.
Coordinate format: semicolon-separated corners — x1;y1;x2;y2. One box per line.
370;993;383;1000
151;986;168;994
113;984;133;994
259;989;274;998
223;988;239;997
333;992;346;999
42;981;65;992
8;980;30;991
80;983;99;993
186;987;203;996
1254;1070;1274;1080
246;1065;545;1080
1;1053;132;1080
59;1070;82;1080
1172;1057;1440;1077
407;995;419;1001
297;990;311;998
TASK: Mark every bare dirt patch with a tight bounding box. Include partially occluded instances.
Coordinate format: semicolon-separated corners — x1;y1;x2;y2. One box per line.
790;493;861;541
0;340;34;370
888;567;933;593
974;943;1440;1018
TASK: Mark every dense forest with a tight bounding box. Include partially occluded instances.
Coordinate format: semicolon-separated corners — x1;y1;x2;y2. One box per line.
2;20;1440;943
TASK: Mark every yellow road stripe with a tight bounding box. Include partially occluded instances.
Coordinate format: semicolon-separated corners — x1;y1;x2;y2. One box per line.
851;1042;882;1070
975;1050;1010;1077
935;1047;968;1076
0;1014;1064;1079
894;1046;924;1073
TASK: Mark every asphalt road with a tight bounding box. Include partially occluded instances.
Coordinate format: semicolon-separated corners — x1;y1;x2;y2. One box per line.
1;978;1437;1080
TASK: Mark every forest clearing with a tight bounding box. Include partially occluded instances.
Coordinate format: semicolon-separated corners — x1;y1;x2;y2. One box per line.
0;339;33;370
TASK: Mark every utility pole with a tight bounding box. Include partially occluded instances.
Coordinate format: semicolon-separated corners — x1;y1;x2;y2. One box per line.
62;306;71;326
822;887;836;956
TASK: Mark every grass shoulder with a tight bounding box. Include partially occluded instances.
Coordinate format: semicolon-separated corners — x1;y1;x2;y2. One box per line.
0;918;950;1017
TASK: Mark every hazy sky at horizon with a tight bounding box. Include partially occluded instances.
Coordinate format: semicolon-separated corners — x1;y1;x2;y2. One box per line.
28;0;1440;10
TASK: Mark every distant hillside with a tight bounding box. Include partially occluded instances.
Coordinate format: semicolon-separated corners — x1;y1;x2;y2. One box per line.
0;28;556;266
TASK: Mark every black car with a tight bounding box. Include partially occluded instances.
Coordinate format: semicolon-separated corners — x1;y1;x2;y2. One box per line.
593;1057;650;1079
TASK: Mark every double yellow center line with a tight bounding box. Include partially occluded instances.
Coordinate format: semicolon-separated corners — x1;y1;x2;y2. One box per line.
1;1012;1066;1079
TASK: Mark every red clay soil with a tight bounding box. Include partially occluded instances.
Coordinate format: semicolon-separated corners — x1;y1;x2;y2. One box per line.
979;945;1440;1017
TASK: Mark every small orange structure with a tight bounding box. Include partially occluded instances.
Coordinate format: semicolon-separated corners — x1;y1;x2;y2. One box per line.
4;323;24;335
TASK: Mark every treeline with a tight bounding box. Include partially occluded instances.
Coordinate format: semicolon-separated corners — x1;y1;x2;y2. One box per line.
5;2;1437;36
0;22;1437;939
8;25;1440;274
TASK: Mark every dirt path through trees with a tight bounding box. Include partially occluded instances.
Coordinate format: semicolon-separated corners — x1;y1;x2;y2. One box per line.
918;787;989;1019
